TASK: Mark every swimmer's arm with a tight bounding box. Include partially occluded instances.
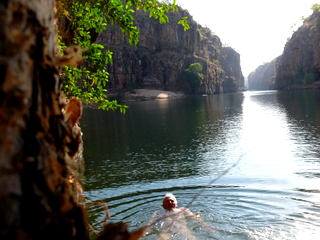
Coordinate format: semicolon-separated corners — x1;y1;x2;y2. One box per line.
144;211;160;236
182;208;217;233
195;217;217;233
147;211;159;226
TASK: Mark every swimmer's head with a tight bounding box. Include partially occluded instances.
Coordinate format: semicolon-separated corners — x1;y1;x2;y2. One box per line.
162;193;178;210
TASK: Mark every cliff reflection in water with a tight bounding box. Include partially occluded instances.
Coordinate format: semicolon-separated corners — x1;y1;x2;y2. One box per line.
81;93;244;189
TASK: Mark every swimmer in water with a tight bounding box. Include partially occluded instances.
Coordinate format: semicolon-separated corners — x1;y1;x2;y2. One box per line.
146;193;216;240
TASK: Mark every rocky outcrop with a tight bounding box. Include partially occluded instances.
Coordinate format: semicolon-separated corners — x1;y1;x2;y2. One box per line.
221;47;245;92
248;58;277;90
97;8;244;94
274;11;320;89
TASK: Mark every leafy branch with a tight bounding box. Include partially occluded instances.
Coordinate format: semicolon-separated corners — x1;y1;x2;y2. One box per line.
57;0;190;112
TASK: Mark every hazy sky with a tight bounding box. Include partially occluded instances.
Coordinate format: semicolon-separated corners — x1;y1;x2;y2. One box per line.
177;0;317;77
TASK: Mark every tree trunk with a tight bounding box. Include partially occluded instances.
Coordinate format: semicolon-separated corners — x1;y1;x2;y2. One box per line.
0;1;89;239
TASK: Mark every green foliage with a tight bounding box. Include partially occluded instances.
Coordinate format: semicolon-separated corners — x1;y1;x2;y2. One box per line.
295;66;305;84
223;43;230;47
58;0;189;112
198;27;214;39
311;3;320;12
178;17;190;31
184;63;204;93
294;66;320;85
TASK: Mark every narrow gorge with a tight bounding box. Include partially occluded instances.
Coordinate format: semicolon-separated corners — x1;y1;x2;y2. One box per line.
97;8;245;95
248;10;320;90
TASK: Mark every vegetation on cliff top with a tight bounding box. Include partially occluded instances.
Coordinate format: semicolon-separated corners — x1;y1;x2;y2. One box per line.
311;3;320;12
57;0;190;112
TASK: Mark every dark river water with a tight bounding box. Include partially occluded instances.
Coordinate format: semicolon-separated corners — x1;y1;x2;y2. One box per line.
81;90;320;240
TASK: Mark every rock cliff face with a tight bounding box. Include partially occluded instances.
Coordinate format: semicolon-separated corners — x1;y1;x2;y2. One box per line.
248;58;277;90
221;47;245;92
275;11;320;89
97;8;244;94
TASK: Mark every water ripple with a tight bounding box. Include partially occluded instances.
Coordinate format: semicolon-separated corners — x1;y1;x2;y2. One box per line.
85;179;320;240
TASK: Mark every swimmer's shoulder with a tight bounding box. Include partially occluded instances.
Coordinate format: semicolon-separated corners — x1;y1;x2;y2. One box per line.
177;207;190;212
152;209;166;216
177;207;194;216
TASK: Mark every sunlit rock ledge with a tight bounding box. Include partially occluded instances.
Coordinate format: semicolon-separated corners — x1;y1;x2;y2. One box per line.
119;89;185;102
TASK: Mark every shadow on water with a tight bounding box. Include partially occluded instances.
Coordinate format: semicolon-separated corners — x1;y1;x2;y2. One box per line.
81;93;244;189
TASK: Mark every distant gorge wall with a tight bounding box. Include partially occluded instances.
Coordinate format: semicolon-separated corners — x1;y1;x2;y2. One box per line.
97;8;244;94
248;11;320;90
248;58;277;90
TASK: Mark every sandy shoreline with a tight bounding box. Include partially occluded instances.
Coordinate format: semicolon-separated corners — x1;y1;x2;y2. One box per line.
120;89;185;101
109;82;320;102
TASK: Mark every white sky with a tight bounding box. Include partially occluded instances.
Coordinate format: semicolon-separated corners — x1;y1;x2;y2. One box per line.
177;0;317;77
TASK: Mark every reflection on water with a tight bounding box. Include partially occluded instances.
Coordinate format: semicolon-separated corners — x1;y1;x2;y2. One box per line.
81;90;320;239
